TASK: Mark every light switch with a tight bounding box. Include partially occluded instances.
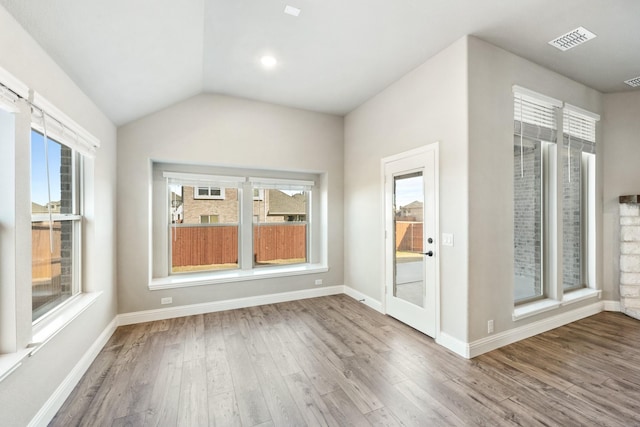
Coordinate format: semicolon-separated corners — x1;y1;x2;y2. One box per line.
442;233;454;247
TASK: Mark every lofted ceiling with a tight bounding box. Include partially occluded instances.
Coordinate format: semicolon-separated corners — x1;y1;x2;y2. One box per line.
1;0;639;125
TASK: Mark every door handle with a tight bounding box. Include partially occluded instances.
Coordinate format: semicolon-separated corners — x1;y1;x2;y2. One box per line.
423;251;434;257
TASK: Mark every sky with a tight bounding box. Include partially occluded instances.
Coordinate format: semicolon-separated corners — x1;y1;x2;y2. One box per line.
395;175;423;208
31;130;62;206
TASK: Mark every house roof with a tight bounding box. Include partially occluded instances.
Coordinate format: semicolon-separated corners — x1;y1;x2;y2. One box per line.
267;190;306;216
1;1;638;125
32;201;61;214
402;201;423;210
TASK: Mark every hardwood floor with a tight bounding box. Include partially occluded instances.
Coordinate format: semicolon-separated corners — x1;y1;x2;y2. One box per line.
51;295;640;426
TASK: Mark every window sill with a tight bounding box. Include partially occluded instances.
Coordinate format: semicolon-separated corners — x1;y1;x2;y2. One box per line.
513;299;561;321
31;291;103;355
149;263;329;291
0;291;102;383
561;288;601;306
513;288;601;321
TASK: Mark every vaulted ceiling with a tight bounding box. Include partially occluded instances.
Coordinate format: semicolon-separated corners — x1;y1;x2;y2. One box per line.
1;0;639;125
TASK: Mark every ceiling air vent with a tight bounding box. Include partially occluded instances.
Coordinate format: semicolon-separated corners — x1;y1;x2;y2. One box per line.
549;26;596;51
624;76;640;88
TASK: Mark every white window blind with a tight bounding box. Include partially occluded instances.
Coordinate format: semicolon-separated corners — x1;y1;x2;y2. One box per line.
31;93;100;159
513;86;562;143
249;177;314;191
163;171;245;188
0;85;21;113
0;67;28;114
564;104;599;143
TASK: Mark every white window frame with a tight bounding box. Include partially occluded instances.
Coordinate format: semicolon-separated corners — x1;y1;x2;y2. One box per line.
199;214;219;224
194;186;225;200
253;188;264;201
0;67;100;382
150;164;328;290
30;130;83;326
512;86;600;320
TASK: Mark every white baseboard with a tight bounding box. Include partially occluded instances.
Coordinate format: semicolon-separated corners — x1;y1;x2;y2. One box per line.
436;332;469;358
467;301;603;358
117;285;344;326
28;317;118;427
603;300;621;312
343;286;383;313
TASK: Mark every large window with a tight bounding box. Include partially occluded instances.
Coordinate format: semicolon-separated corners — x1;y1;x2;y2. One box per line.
0;68;99;371
252;181;308;267
513;87;598;305
31;130;82;321
159;168;315;278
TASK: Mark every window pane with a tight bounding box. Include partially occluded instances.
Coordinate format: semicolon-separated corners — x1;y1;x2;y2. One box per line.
253;188;307;267
170;185;238;273
563;143;584;290
514;136;543;302
31;130;74;215
32;220;77;321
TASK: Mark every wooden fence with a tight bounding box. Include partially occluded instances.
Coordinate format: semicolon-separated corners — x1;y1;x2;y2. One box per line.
171;224;307;267
396;221;423;252
254;224;306;263
32;222;61;282
32;222;62;312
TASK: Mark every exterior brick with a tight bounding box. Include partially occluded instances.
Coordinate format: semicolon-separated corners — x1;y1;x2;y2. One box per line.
621;226;640;242
620;203;640;217
619;199;640;320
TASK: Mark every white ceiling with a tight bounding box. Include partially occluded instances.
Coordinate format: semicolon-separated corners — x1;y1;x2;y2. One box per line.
1;0;639;125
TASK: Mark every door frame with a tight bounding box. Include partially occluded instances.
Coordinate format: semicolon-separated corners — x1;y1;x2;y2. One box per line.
380;142;440;339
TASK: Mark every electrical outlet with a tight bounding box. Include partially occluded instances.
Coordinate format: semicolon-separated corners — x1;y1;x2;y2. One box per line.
314;279;323;285
487;319;494;334
161;297;173;305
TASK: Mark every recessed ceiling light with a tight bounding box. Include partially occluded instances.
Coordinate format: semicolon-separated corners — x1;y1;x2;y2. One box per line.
624;76;640;88
260;55;277;68
549;26;597;51
284;5;301;17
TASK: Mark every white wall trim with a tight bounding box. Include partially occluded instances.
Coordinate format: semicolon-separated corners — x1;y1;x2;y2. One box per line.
343;286;383;312
28;317;118;427
603;300;621;311
468;301;603;358
436;332;469;358
118;286;344;326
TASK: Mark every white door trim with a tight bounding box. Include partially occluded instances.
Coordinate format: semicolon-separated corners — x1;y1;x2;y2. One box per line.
380;143;440;339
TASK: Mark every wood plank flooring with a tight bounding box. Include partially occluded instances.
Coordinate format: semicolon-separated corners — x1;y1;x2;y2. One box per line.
51;295;640;426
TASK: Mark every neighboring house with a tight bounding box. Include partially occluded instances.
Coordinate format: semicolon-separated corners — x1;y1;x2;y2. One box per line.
263;189;307;222
31;201;61;214
180;186;306;224
397;200;423;221
169;191;183;223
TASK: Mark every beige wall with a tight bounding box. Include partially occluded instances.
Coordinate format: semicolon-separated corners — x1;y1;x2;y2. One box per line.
117;94;344;313
602;91;640;304
345;37;470;342
0;5;117;427
467;37;603;342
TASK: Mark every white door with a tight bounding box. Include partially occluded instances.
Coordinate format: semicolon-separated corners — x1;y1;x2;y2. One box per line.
383;145;438;337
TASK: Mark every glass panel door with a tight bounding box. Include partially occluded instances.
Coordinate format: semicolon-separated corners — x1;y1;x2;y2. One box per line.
393;172;425;307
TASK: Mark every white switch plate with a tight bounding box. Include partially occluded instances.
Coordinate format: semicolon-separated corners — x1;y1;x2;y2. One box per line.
442;233;454;246
161;297;173;305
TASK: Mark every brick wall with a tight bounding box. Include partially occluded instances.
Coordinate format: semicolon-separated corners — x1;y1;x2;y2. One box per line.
562;144;583;288
59;144;73;296
182;186;239;223
514;140;541;296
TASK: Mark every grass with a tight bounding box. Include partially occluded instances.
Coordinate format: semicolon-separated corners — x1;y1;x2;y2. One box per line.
395;250;423;263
